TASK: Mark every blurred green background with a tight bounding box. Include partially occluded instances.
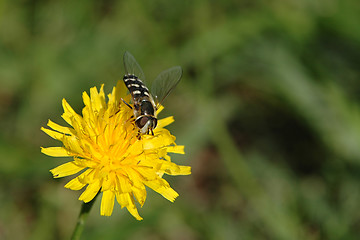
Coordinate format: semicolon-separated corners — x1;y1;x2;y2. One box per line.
1;0;360;239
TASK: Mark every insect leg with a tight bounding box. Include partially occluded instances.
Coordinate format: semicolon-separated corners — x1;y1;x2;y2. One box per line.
121;98;133;109
111;99;130;117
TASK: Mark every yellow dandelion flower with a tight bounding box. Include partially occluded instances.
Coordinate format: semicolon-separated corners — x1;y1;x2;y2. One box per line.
41;80;191;220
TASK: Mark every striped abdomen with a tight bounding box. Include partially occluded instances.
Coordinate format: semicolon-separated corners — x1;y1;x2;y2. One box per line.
123;74;154;112
123;74;150;99
123;74;158;135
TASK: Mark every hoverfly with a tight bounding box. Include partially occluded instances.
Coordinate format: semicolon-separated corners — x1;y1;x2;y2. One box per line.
122;51;182;137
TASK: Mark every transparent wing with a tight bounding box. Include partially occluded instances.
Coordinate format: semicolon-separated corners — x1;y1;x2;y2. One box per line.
123;51;146;81
151;66;182;105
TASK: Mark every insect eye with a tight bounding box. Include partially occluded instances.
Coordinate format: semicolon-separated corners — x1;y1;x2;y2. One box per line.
135;116;149;128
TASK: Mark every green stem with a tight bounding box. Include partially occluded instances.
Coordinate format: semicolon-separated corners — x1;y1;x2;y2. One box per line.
71;193;99;240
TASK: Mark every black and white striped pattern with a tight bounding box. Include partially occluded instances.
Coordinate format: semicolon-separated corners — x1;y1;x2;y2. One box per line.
123;74;150;98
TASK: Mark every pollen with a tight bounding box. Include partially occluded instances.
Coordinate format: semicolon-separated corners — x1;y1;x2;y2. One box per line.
41;80;191;220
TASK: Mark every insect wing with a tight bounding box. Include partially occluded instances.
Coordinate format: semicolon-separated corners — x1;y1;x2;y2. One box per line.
123;51;146;81
151;66;182;105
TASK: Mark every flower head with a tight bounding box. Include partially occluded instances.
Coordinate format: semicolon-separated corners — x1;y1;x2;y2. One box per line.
41;81;191;220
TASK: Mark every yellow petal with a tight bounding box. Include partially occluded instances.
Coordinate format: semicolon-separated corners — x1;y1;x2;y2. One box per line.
41;147;70;157
142;133;175;150
126;168;144;188
82;91;92;123
77;169;93;184
50;161;85;178
102;172;115;191
145;179;179;202
116;192;129;208
90;85;105;113
156;105;164;115
107;81;126;113
101;190;115;216
161;162;191;175
79;180;101;203
122;141;144;159
41;128;64;141
176;165;191;175
116;192;143;220
82;91;91;108
136;167;157;181
166;145;185;154
61;99;79;126
47;120;72;135
117;175;132;193
62;135;85;156
115;81;128;102
65;177;86;190
156;116;174;129
126;205;143;221
126;169;147;205
132;186;146;206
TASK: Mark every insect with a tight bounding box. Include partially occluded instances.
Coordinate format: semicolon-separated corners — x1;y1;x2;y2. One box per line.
122;51;182;137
